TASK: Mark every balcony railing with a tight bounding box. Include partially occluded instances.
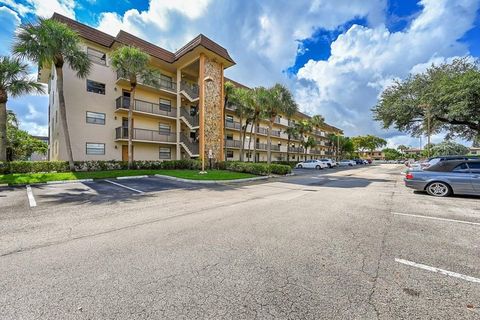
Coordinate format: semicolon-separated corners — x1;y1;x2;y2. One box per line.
180;80;199;100
180;133;199;155
180;108;199;127
271;129;281;137
225;140;242;148
115;127;176;143
256;126;268;135
225;102;237;111
116;97;177;118
288;146;304;153
225;120;241;130
116;71;176;92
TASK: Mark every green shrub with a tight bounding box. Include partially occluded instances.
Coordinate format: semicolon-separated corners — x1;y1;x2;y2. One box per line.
223;161;291;176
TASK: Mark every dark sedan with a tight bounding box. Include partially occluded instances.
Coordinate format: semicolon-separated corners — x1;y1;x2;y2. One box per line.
404;160;480;197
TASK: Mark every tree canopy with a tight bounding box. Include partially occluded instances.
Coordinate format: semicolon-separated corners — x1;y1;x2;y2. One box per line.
373;58;480;141
430;141;469;157
351;135;387;152
6;110;47;161
382;148;403;160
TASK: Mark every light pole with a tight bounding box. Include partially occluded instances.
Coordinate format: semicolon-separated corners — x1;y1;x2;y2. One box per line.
199;76;214;174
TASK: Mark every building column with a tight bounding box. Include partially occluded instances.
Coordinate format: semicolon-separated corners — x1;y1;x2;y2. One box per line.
198;53;206;161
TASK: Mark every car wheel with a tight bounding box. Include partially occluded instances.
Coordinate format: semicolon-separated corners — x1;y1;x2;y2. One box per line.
297;164;303;168
327;164;332;168
349;164;352;166
426;182;452;197
315;165;322;170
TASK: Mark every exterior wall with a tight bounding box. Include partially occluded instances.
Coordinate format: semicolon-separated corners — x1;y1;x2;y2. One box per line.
202;56;224;162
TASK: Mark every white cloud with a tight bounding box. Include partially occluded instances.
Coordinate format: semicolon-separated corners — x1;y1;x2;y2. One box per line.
295;0;480;147
0;0;75;18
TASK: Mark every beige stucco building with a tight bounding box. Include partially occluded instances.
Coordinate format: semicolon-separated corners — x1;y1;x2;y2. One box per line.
42;13;342;163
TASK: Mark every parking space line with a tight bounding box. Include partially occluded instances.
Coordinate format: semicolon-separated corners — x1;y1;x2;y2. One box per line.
26;185;37;208
395;258;480;284
104;179;144;194
393;212;480;227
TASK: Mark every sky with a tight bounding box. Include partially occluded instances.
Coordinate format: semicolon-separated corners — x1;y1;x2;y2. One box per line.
1;0;479;148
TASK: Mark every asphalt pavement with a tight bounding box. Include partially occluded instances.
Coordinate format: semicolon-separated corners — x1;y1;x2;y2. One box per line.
0;164;479;319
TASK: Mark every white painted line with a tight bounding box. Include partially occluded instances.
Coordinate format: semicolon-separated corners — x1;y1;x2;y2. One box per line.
26;185;37;208
395;258;480;284
104;179;144;194
393;212;480;227
117;175;148;180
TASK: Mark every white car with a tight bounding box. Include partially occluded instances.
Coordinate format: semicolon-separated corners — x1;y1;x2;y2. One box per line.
296;160;328;170
319;158;337;168
338;159;356;166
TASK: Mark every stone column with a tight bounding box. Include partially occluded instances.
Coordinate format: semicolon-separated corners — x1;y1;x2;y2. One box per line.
176;68;181;160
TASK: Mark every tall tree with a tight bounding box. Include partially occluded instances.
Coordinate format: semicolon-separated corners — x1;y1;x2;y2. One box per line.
373;58;480;141
246;87;266;162
229;86;252;162
302;136;316;161
110;46;160;168
14;18;91;170
261;84;298;164
309;114;325;157
352;135;387;153
284;125;298;162
397;144;409;153
0;56;44;161
430;141;469;156
295;120;312;161
6;110;47;161
223;81;235;160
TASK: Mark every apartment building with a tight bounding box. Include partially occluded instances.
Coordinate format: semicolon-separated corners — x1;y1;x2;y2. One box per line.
42;13;342;163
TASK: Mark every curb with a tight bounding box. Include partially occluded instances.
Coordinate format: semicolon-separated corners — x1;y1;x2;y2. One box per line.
46;179;94;185
154;174;270;184
117;175;148;180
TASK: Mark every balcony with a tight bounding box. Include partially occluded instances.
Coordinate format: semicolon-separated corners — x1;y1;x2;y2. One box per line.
115;97;177;118
226;103;237;112
225;120;242;130
225;140;242;148
288;146;305;153
116;71;176;93
180;80;199;100
271;129;281;137
115;127;176;143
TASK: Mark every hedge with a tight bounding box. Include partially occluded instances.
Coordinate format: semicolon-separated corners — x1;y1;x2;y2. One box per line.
221;161;291;176
0;159;291;176
0;160;201;174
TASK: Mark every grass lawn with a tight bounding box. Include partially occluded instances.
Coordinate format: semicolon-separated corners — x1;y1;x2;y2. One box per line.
0;169;257;185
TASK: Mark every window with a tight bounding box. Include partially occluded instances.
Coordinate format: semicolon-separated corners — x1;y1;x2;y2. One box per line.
86;80;105;94
452;163;469;172
468;162;480;173
159;147;171;159
86;143;105;155
159;98;171;112
159;123;171;135
86;111;106;125
226;115;234;123
226;134;233;140
87;47;106;65
226;150;234;158
160;74;174;89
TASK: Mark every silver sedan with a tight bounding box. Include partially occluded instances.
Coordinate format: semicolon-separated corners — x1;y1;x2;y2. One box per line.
404;160;480;197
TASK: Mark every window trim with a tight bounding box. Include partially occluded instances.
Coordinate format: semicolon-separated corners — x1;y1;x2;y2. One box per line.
86;111;106;125
87;47;107;66
226;150;234;158
85;142;105;155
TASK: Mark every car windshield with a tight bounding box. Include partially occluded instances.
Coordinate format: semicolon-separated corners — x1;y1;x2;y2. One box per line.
428;158;441;166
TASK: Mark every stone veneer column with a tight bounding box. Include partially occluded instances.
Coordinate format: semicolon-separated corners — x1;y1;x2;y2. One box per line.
200;56;224;162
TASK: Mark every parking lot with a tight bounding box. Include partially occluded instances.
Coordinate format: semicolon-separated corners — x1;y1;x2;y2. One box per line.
1;164;479;319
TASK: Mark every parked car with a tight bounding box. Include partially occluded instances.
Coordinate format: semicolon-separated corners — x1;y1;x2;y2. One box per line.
319;158;337;168
295;160;328;170
422;155;480;169
354;159;366;165
404;159;480;197
338;160;356;167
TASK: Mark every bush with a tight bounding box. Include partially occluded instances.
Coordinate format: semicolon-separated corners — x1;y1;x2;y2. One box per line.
223;161;291;176
0;159;201;174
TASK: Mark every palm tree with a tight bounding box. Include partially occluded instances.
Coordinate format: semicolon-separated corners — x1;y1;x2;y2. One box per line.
246;87;265;162
309;114;325;156
296;120;312;161
13;18;91;170
0;56;44;161
284;125;298;162
110;46;160;168
302;136;316;160
229;86;251;161
262;84;298;164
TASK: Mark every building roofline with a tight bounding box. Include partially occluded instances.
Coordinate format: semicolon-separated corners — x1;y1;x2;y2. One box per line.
51;13;235;65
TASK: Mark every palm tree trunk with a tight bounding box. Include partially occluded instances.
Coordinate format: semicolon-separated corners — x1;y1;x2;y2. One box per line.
253;120;258;163
267;120;273;164
247;121;254;162
239;115;244;162
286;136;291;162
128;84;136;169
56;67;75;171
0;98;7;162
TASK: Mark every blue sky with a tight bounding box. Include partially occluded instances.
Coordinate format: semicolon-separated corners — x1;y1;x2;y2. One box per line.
1;0;479;148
